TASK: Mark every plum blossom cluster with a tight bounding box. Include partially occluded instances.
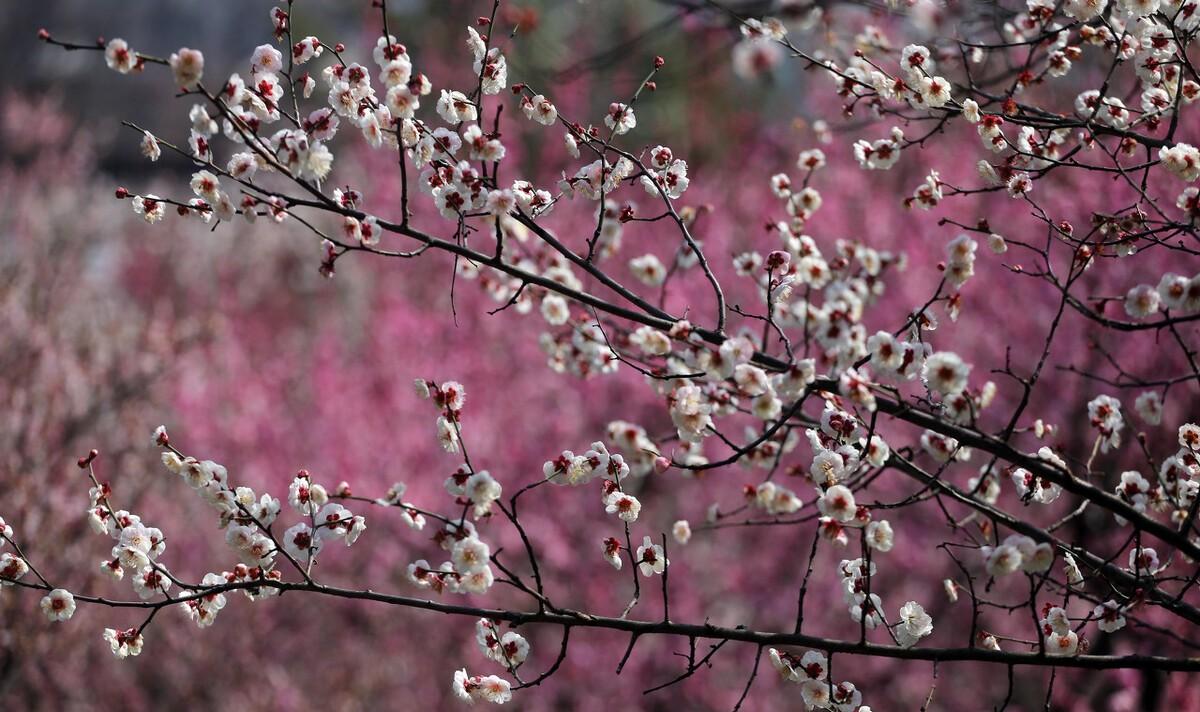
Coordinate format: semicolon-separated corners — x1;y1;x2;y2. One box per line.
2;519;78;624
1123;272;1200;319
71;424;373;655
444;618;530;705
766;648;870;711
452;668;513;705
982;534;1054;578
157;429;363;626
409;379;503;598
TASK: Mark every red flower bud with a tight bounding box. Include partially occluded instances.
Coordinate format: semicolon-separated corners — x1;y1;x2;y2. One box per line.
77;449;99;469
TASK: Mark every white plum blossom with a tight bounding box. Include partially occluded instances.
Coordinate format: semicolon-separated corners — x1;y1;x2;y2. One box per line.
453;668;513;704
670;383;714;443
630;326;671;356
522;94;557;125
437;416;461;453
104;39;137;74
866;520;894;552
436;90;477;124
131;195;166;224
1160;143;1200;181
961;98;981;123
1180;423;1200;450
797;148;826;171
895;601;933;648
283;522;321;563
901;44;934;76
629;254;667;286
1094;600;1127;633
983;543;1022;577
1129;546;1161;576
1065;0;1108;20
1134;391;1163;425
1124;284;1161;319
672;520;692;545
103;628;144;659
641;159;690;199
0;552;29;584
604;102;636;134
452;536;492;575
1087;394;1124;453
543;450;600;487
982;534;1054;575
465;471;502;518
768;648;800;682
944;579;959;602
853;127;905;170
1047;630;1079;656
602;537;623;570
40;588;77;622
168;47;204;89
923;351;970;395
540;295;570;326
816;485;857;523
288;474;328;515
604;492;642;523
131;565;172;600
945;234;977;288
636;535;667;576
140;131;160;161
250;44;283;74
477;618;530;668
801;679;831;709
918;75;952;108
754;481;803;515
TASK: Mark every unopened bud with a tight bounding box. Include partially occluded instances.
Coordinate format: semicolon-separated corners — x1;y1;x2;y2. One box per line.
77;449;100;469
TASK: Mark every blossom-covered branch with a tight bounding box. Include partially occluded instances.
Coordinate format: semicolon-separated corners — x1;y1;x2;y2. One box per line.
13;0;1200;708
